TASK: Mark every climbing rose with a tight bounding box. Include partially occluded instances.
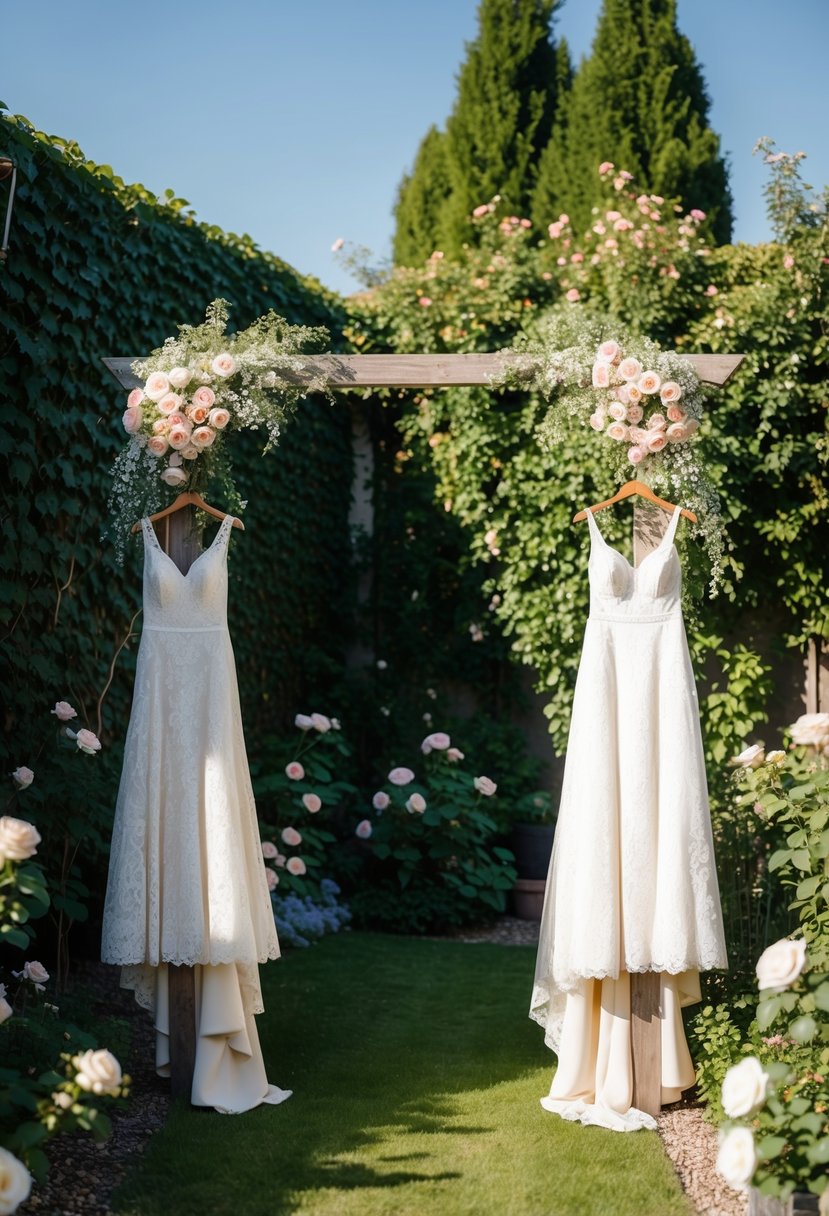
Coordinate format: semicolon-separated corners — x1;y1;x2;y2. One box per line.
715;1127;756;1191
0;1147;32;1212
286;856;306;876
75;729;102;755
302;794;322;814
285;762;305;781
295;714;314;731
266;869;278;891
310;713;331;733
405;793;426;814
372;791;390;811
10;767;34;790
474;776;497;796
281;827;302;847
388;767;415;786
721;1058;769;1119
0;816;41;861
756;938;807;991
355;819;373;840
73;1049;122;1095
421;732;450;754
261;841;279;859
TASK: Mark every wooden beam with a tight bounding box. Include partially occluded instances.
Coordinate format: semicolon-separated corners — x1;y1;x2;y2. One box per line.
102;351;744;392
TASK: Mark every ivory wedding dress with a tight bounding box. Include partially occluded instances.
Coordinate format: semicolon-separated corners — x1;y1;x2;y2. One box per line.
530;505;727;1131
102;514;290;1113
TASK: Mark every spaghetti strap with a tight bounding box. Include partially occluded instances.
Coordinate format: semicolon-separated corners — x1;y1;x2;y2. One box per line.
663;504;683;548
584;508;602;542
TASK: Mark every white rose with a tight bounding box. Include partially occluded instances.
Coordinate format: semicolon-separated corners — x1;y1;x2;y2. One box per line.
0;816;41;862
789;712;829;753
716;1127;756;1191
161;466;187;487
0;997;12;1024
405;793;426;814
474;776;498;796
23;960;49;985
10;767;33;789
211;352;236;378
729;743;765;768
294;714;313;731
0;1147;32;1213
766;749;786;765
721;1057;769;1118
756;938;807;991
168;366;192;389
73;1048;122;1095
310;713;331;733
52;1091;73;1111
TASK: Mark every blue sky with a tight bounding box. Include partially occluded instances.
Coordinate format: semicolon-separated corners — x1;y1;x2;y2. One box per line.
3;0;827;296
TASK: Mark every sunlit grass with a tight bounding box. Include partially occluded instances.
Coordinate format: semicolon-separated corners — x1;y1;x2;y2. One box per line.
113;933;690;1216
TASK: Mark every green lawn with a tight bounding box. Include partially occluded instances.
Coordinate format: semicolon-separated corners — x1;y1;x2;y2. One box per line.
113;933;691;1216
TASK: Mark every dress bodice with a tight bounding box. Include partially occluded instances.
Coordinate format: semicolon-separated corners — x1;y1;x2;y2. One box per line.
140;515;234;631
586;505;682;623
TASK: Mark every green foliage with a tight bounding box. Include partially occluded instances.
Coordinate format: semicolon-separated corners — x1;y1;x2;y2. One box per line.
393;0;562;262
531;0;732;241
690;996;755;1120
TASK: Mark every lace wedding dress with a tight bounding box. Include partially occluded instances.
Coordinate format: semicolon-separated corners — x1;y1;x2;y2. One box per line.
530;505;727;1131
102;514;290;1113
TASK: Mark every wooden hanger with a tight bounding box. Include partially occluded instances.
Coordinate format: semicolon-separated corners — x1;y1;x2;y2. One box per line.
573;479;697;524
131;491;245;534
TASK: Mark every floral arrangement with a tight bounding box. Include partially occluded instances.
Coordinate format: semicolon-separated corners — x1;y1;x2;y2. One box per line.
714;938;829;1204
108;300;332;560
498;313;725;594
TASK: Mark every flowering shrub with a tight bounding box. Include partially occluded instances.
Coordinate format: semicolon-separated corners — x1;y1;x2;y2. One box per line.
347;729;516;933
272;879;351;948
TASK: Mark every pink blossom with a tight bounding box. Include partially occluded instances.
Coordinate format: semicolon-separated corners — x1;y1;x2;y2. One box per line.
285;762;305;781
783;254;795;269
151;418;169;435
474;775;497;796
592;222;606;236
607;402;627;422
612;177;626;191
192;386;216;409
627;445;645;465
446;747;465;762
704;284;718;297
597;340;621;363
147;436;168;458
690;209;706;221
421;731;450;754
472;204;490;218
157;392;183;416
261;841;279;859
557;213;569;225
168;425;192;450
122;406;143;434
311;713;331;733
547;222;563;239
684;418;700;437
22;960;49;985
570;252;584;264
519;218;532;229
281;826;302;847
598;161;614;175
355;819;373;840
626;384;642;404
186;403;210;425
302;794;322;814
286;856;306;876
372;791;390;811
266;869;278;891
274;852;286;868
418;296;432;307
405;793;426;814
614;218;633;232
51;701;77;722
388;767;415;786
565;289;580;303
591;362;610;388
75;728;101;755
127;388;144;409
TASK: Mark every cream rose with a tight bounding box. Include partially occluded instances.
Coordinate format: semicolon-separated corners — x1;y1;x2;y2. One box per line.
294;714;313;731
629;427;650;445
659;380;682;403
474;776;497;796
626;384;642;405
591;362;610;388
628;445;645;465
618;357;642;381
186;404;210;425
355;819;373;840
0;996;12;1025
716;1128;756;1191
168;425;192;450
156;392;182;416
181;444;200;460
666;422;687;443
191;386;216;409
638;370;662;395
261;841;279;859
721;1057;769;1118
606;422;628;442
211;353;236;377
447;747;465;762
766;749;786;765
168;366;192;389
0;816;41;862
626;404;644;423
266;868;278;891
22;960;49;985
281;826;302;847
0;1147;32;1213
388;767;415;786
756;938;807;991
646;432;667;452
51;701;77;722
589;412;605;431
144;372;171;401
75;728;101;755
10;767;34;790
122;406;143;434
372;791;390;810
191;426;216;449
302;794;322;814
127;388;144;409
666;405;686;423
684;418;700;437
608;401;628;422
421;732;450;753
73;1048;122;1095
597;340;621;363
286;856;306;876
730;743;765;768
406;793;426;814
789;712;829;752
208;407;230;430
147;436;168;457
162;466;187;487
311;713;331;732
647;413;667;430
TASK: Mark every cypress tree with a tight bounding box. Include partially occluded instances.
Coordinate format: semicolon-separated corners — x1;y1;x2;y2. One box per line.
531;0;733;241
529;36;574;229
392;126;453;267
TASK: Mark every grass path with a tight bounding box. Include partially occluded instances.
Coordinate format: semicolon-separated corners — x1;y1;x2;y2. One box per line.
113;933;691;1216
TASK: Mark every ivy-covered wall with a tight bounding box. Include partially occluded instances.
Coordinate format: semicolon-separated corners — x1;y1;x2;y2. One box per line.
0;109;353;937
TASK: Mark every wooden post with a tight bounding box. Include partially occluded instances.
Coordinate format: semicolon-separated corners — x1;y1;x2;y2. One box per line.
153;508;199;1102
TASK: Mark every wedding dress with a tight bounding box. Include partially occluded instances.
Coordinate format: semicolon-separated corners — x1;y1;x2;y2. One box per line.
530;505;727;1131
102;514;290;1113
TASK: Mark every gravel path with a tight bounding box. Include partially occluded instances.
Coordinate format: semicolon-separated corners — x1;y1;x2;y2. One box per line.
16;922;742;1216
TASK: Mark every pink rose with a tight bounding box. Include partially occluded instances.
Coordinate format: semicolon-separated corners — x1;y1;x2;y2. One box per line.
647;413;667;430
157;392;182;416
187;404;210;425
617;357;642;381
565;289;580;303
570;251;584;263
274;852;286;868
608;401;627;422
311;713;331;733
783;254;795;270
168;426;192;450
162;466;188;486
192;386;216;409
166;413;190;431
23;960;49;985
606;422;628;442
127;388;144;409
51;701;76;722
614;384;631;404
647;431;667;452
421;732;450;754
266;869;278;891
638;371;661;395
208;407;230;430
122;406;143;434
446;747;465;762
547;222;562;239
302;794;322;814
628;445;645;464
372;791;390;811
405;793;426;814
626;384;642;404
666;405;686;423
151;418;169;435
627;404;643;423
191;426;215;449
0;814;40;860
598;161;614;175
144;372;171;401
659;380;682;403
168;366;192;389
261;841;279;859
355;819;373;840
474;776;497;796
211;353;236;378
629;426;650;445
295;714;313;731
704;284;718;297
285;762;305;781
0;996;11;1024
286;856;306;876
388;767;415;786
684;418;700;436
472;204;490;218
147;436;169;457
75;728;101;755
281;826;302;847
418;296;432;307
589;413;605;431
690;209;706;221
597;340;620;363
591;362;610;388
666;422;687;443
